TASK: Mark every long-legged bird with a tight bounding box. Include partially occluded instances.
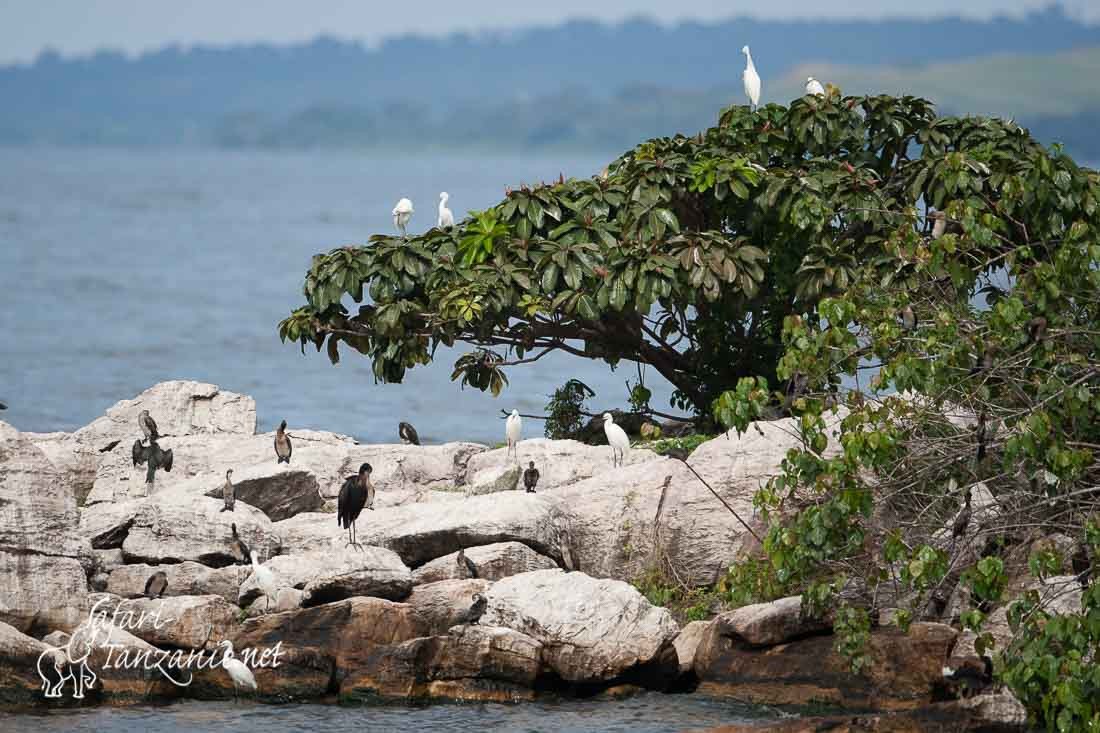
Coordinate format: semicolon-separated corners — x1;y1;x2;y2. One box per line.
505;410;522;460
603;413;630;467
338;462;374;550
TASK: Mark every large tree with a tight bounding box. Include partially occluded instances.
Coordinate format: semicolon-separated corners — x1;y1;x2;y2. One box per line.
280;93;1066;416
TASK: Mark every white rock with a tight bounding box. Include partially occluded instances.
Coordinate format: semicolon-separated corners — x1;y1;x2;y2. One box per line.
483;569;679;682
406;578;492;634
336;442;487;506
107;561;250;604
464;462;520;496
465;438;659;493
0;551;89;634
80;500;144;549
412;541;559;584
672;620;711;675
107;595;238;650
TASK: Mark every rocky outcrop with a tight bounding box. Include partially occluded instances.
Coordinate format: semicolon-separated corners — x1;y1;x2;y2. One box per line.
483;569;679;683
0;553;89;635
672;620;710;675
121;496;279;566
300;546;412;605
406;579;492;634
274;493;572;568
65;618;188;701
695;621;958;709
464;438;659;493
711;596;830;647
339;442;488;505
341;625;544;703
411;541;558;584
464;462;521;496
107;595;238;651
79;500;143;549
0;620;54;706
107;561;250;604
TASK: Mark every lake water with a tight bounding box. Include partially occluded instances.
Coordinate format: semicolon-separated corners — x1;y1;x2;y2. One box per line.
9;694;777;732
0;146;675;444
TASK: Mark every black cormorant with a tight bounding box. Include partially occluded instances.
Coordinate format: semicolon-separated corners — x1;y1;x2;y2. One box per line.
144;571;168;599
275;420;292;464
399;421;421;446
230;523;251;565
338;462;374;550
138;410;159;445
453;593;487;625
132;437;173;487
522;461;540;493
952;489;972;541
456;549;478;579
1072;545;1092;589
1027;316;1048;346
221;469;235;512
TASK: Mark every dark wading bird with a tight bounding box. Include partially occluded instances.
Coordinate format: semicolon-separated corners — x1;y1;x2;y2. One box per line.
137;409;159;445
132;437;173;488
144;570;168;599
453;593;487;626
275;420;292;464
338;462;374;550
456;549;479;579
230;523;251;566
221;469;235;512
398;421;421;446
522;461;540;493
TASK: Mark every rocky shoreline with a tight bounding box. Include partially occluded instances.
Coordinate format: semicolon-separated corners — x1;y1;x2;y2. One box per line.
0;381;1028;730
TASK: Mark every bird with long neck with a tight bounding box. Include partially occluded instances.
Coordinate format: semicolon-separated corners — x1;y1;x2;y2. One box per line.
275;420;292;464
742;45;761;111
221;469;235;513
220;640;257;701
338;462;374;550
505;410;522;460
438;192;454;229
138;409;159;445
392;198;414;239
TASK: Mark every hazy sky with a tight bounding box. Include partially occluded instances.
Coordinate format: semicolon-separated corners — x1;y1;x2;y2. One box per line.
0;0;1094;65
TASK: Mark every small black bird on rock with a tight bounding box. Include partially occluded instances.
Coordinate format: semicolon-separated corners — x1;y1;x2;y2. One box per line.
453;593;487;625
399;421;421;446
456;548;479;579
275;420;292;464
144;571;168;599
338;462;374;550
132;437;173;488
221;469;235;512
522;461;540;493
230;523;251;566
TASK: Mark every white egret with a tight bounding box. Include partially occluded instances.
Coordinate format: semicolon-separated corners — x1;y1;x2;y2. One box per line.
392;197;414;239
602;413;630;467
219;640;257;701
805;76;825;96
246;550;278;612
437;192;454;229
505;410;522;460
741;46;761;111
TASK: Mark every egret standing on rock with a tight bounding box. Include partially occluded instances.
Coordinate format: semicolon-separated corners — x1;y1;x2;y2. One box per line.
505;410;522;460
603;413;630;467
221;469;236;513
523;461;540;493
338;462;374;550
437;192;454;229
275;420;292;464
805;76;825;96
742;46;761;111
219;640;257;701
138;410;159;445
393;197;414;239
399;421;421;446
246;550;278;612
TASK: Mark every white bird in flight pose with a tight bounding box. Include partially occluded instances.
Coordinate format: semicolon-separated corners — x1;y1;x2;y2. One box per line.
742;45;761;111
505;409;522;461
438;192;454;229
805;76;825;96
392;197;414;239
603;412;630;467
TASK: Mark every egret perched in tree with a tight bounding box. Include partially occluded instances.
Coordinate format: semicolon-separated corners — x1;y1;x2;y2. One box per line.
399;421;421;445
438;192;454;229
246;550;278;612
392;197;414;239
805;76;825;96
338;462;374;549
602;413;630;467
221;469;235;513
742;46;761;111
505;410;522;460
137;410;159;445
219;640;257;701
274;420;292;464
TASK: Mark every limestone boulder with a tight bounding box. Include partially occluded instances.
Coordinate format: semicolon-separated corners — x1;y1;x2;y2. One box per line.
672;620;711;676
952;575;1082;660
66;618;186;701
341;625;543;703
695;621;958;709
412;541;559;584
274;493;572;568
79;500;144;549
297;546;412;605
464;462;520;496
465;438;659;493
107;561;251;604
0;620;54;706
0;422;89;558
333;442;488;505
121;495;279;566
483;569;679;682
25;430;99;506
0;551;88;635
108;595;239;650
712;596;830;647
406;579;492;634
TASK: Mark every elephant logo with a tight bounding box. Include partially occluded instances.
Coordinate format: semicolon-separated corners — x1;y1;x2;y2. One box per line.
36;633;98;699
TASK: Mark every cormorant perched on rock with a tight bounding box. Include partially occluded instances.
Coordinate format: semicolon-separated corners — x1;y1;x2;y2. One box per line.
144;571;168;599
900;304;918;331
131;437;173;488
221;469;235;513
522;461;540;493
230;523;251;566
941;656;993;699
456;549;479;579
399;421;420;446
275;420;292;464
453;593;487;625
138;410;159;445
952;489;972;541
1072;545;1092;589
338;463;374;550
